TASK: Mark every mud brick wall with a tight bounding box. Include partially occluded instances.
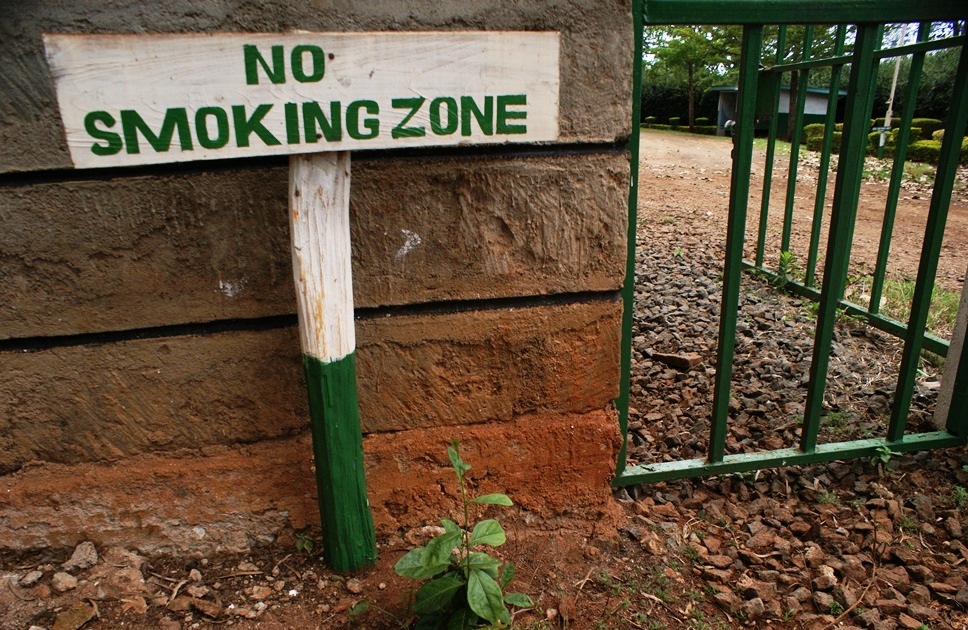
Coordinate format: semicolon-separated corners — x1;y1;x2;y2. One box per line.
0;1;633;553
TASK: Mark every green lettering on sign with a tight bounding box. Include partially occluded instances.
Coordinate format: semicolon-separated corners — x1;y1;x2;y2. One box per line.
391;97;426;139
346;100;379;140
84;111;123;156
429;97;458;136
120;108;193;154
195;107;230;149
291;45;325;83
497;94;527;134
303;101;343;143
243;44;285;85
232;104;281;147
460;96;493;136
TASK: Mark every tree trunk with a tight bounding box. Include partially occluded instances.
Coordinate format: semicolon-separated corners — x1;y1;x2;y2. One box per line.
688;62;696;131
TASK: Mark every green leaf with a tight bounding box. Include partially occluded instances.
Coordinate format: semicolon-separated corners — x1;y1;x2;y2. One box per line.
414;614;445;630
503;592;534;608
499;562;515;588
394;547;448;580
469;519;506;547
424;528;461;568
441;518;461;536
467;568;510;625
414;576;465;614
349;599;370;616
447;442;472;478
446;607;479;630
471;493;513;506
462;552;501;577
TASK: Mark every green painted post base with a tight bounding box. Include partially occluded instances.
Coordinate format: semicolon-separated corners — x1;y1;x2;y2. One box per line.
303;353;377;572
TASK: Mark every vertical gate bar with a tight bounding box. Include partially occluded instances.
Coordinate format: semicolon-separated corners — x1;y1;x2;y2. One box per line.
887;39;968;443
800;24;880;453
869;23;931;314
805;25;848;287
755;26;787;268
615;0;644;478
709;24;763;464
781;25;814;254
838;25;885;303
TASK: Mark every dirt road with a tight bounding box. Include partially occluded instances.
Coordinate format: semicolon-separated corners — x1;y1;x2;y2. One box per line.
637;129;968;293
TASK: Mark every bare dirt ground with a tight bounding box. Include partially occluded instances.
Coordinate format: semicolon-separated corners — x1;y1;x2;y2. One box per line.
2;130;968;630
639;129;968;294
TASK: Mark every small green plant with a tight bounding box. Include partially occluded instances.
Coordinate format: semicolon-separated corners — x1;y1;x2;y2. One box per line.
828;601;844;616
821;411;850;436
294;531;315;555
681;544;700;564
393;440;533;628
871;445;896;469
898;514;918;533
953;486;968;508
817;489;840;506
776;250;797;287
674;246;685;259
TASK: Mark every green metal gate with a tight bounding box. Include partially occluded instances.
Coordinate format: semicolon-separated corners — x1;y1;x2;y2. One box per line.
615;0;968;484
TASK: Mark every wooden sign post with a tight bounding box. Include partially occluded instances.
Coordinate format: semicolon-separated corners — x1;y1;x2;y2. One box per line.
45;31;559;571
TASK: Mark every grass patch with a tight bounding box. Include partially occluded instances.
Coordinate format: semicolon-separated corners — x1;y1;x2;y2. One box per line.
844;275;960;339
753;136;792;157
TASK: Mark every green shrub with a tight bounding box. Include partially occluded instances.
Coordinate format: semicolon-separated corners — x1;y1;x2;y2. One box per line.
933;129;944;142
669;116;681;127
649;123;673;130
835;122;844;132
907;127;923;142
803;123;826;139
695;116;710;125
806;131;842;153
907;139;942;163
866;132;895;158
910;118;944;139
962;137;968;166
691;125;718;135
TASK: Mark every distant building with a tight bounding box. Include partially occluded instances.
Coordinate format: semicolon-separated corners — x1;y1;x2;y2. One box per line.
708;84;846;136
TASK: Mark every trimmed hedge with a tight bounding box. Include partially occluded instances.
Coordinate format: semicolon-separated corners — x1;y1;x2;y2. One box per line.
910;118;944;140
695;117;710;125
933;129;944;142
803;123;825;139
907;140;941;163
669;117;681;127
806;131;842;153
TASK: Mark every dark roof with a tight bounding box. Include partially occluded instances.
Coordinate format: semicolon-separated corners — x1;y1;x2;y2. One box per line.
708;85;847;96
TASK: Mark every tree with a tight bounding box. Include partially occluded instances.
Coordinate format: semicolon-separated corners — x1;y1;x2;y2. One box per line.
644;26;723;130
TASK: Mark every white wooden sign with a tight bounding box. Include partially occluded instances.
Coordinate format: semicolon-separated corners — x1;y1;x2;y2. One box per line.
44;31;560;169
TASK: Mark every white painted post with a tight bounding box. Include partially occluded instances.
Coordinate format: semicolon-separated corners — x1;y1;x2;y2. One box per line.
288;152;376;571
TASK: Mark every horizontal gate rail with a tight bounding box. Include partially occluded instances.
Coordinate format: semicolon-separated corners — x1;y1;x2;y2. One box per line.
621;432;965;484
642;0;967;25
